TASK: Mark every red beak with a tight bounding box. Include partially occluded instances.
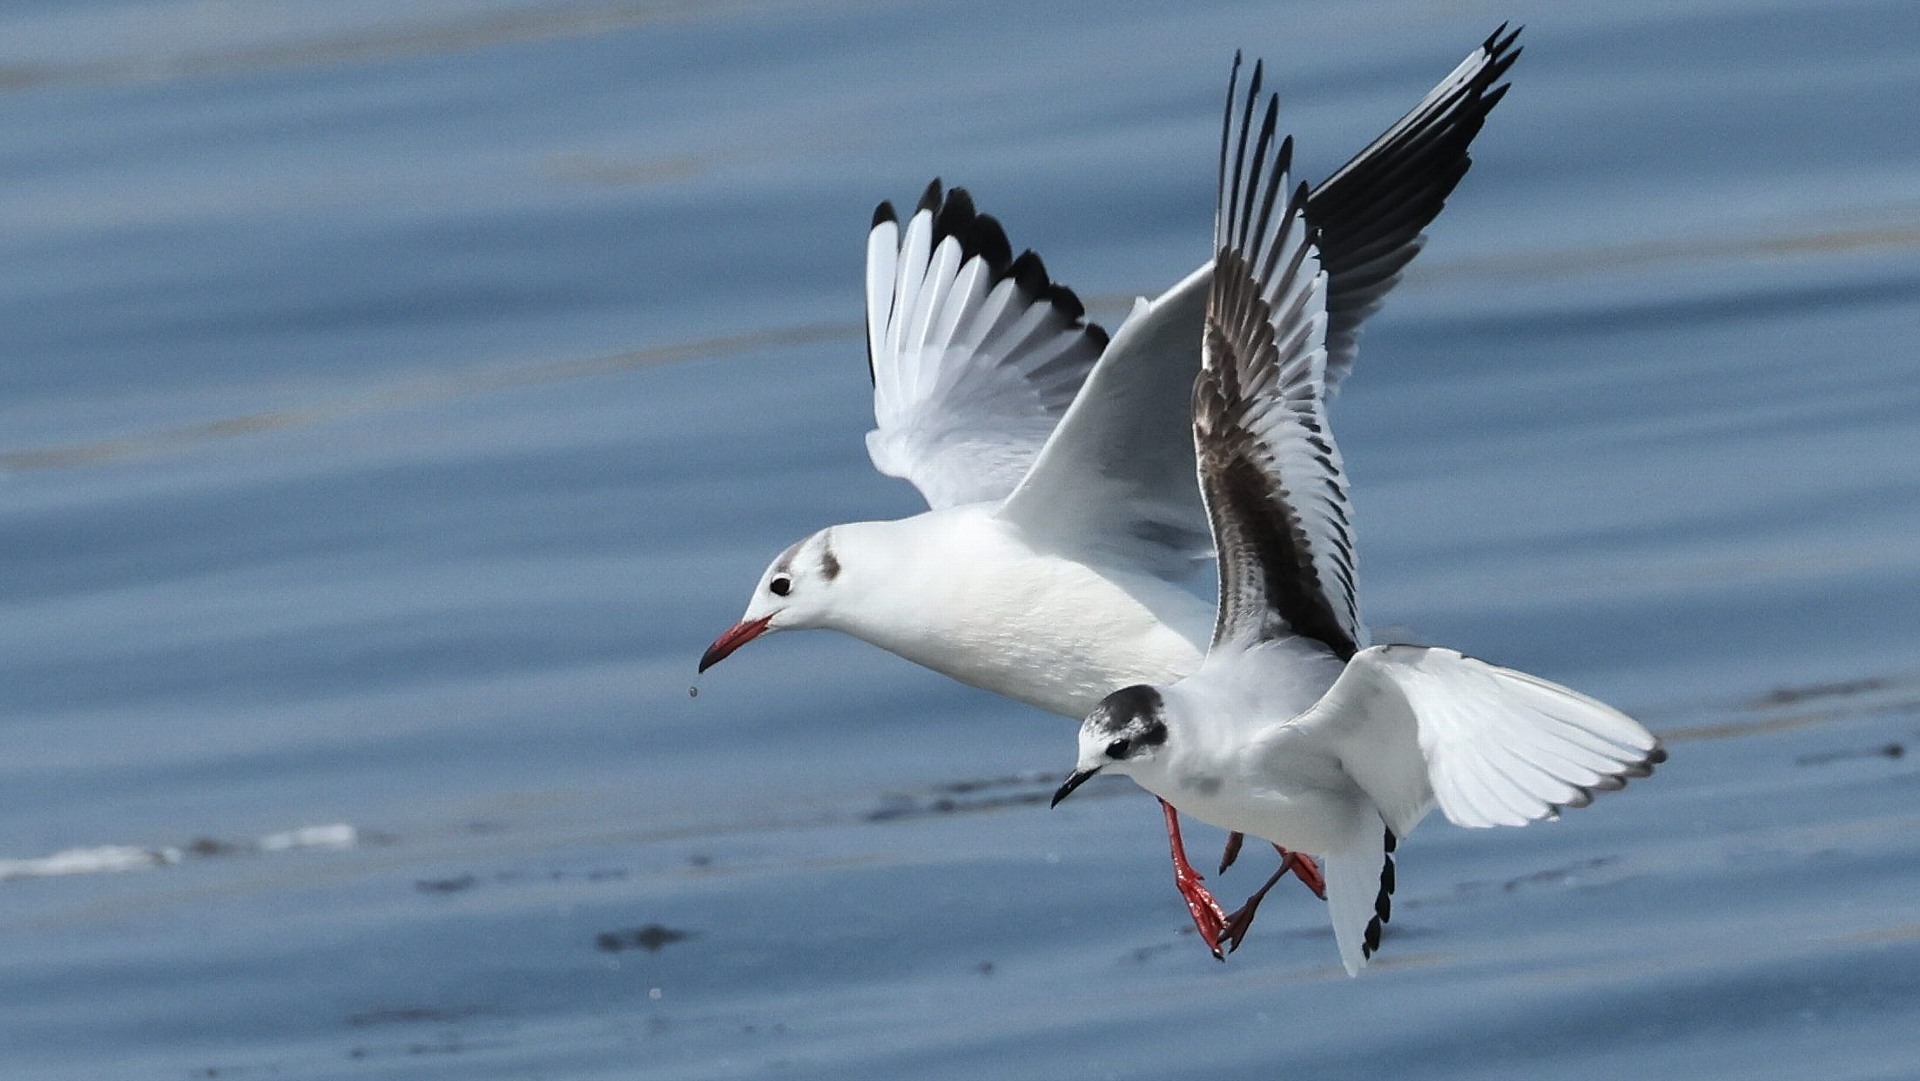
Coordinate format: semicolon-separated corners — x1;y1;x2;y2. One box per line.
699;614;773;673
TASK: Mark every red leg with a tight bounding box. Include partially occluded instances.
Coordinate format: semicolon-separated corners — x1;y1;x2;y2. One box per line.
1159;799;1229;961
1217;832;1245;875
1221;845;1326;954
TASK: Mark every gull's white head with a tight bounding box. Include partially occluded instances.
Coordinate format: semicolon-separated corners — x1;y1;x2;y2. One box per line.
1052;685;1171;807
700;528;849;672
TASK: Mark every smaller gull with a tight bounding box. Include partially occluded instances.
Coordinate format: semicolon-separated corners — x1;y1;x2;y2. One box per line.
1052;59;1664;974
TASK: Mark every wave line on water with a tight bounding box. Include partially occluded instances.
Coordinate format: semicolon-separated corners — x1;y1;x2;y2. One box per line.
9;202;1910;476
0;321;854;473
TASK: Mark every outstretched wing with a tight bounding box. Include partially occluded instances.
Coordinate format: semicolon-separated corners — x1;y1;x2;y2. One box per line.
1311;23;1521;394
1195;62;1361;656
1268;645;1665;841
863;181;1111;510
993;31;1518;576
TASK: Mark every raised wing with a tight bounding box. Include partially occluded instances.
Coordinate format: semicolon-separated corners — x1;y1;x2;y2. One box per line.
864;181;1110;510
1311;24;1521;394
993;32;1517;576
1196;63;1361;656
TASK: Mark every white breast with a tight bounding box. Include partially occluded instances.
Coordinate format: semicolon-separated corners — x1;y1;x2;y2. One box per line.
1135;641;1357;851
826;506;1213;719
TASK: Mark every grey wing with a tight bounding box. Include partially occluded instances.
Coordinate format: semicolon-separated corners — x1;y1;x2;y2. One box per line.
1196;62;1361;657
1309;24;1521;394
864;182;1110;510
993;263;1214;577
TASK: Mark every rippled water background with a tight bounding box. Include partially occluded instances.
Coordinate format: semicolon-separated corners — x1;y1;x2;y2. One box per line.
4;1;1919;1077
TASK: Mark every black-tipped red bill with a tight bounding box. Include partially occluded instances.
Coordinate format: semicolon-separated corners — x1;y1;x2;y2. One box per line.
699;615;773;673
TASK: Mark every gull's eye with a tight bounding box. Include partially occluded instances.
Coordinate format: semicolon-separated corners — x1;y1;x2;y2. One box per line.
769;576;792;596
1106;738;1131;759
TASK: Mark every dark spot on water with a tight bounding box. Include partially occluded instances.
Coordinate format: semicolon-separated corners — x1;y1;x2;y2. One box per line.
1494;856;1617;894
1755;677;1889;707
348;1005;487;1027
1129;943;1174;963
865;773;1058;821
347;1035;500;1061
687;684;698;698
414;874;476;894
687;853;713;868
186;836;242;857
596;924;692;952
976;960;995;975
1796;742;1905;766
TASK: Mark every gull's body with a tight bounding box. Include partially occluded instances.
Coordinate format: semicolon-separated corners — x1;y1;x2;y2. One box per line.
702;29;1524;955
1058;55;1663;976
818;511;1209;719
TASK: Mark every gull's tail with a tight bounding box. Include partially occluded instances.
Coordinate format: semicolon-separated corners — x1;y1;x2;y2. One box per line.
1324;815;1395;977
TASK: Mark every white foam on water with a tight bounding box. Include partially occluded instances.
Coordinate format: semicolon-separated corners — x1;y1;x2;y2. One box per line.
0;844;180;881
0;824;359;881
257;823;357;852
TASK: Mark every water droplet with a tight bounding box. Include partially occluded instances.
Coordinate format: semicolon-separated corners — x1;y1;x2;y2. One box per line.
687;685;699;699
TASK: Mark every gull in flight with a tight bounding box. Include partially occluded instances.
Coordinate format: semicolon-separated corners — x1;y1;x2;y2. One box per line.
1052;53;1663;974
702;28;1523;958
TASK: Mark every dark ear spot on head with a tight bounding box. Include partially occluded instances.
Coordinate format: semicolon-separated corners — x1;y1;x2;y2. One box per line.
820;539;841;581
1138;718;1168;748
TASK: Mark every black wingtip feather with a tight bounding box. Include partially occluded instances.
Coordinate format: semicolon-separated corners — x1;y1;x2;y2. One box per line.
915;178;942;216
908;184;1017;276
933;188;977;243
1046;283;1086;322
971;212;1013;273
1008;249;1048;295
871;200;897;229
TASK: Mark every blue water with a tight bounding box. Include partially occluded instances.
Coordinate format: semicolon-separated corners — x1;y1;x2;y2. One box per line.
4;2;1919;1077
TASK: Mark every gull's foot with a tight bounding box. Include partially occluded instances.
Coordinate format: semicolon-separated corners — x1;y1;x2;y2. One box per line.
1221;848;1326;953
1174;861;1230;961
1220;882;1278;954
1282;848;1327;900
